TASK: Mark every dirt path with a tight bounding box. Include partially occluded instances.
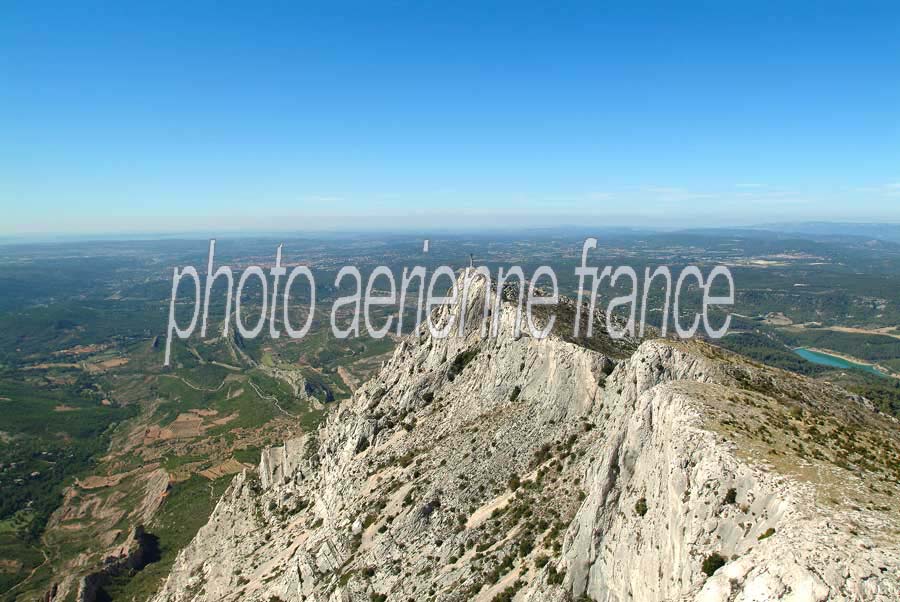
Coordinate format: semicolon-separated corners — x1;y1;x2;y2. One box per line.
211;361;242;371
5;545;50;597
789;324;900;340
162;374;228;393
248;378;298;418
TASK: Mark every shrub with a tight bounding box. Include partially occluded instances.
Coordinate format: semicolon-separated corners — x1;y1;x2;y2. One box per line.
634;497;648;517
517;538;534;557
724;488;737;505
491;579;524;602
757;527;776;540
701;552;726;576
448;349;479;381
547;565;565;585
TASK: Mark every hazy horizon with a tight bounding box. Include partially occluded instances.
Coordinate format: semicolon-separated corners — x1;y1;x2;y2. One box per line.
4;218;900;247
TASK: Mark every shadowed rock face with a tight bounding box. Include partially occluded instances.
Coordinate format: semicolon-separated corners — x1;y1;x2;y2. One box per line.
77;526;160;602
149;271;900;602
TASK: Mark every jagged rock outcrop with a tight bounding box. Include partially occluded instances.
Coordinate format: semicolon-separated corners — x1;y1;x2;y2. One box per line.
150;271;900;602
77;525;160;602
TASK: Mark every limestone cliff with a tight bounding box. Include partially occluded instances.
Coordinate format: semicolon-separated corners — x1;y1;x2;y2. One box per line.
150;271;900;602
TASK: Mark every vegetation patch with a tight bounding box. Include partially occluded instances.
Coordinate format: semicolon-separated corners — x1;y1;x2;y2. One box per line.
701;552;727;576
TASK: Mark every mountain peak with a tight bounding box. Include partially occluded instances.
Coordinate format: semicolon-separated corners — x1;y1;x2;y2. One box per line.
149;277;900;602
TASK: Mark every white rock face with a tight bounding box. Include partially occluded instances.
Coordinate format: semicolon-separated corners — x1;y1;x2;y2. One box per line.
558;343;899;602
150;272;900;602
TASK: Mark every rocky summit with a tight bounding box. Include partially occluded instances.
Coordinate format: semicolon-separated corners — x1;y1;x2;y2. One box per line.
149;271;900;602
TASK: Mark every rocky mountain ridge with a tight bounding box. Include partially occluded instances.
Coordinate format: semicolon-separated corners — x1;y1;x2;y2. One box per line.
148;271;900;602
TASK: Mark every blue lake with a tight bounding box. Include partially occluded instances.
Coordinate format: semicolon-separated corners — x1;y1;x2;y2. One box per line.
794;348;885;377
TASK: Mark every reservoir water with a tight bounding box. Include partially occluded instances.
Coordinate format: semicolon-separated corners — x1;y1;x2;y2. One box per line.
794;347;885;377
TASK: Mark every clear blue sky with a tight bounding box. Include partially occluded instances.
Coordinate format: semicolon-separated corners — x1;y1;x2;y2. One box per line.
1;1;899;234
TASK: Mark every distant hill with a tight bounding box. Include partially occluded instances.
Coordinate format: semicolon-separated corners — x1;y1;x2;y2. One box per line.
750;222;900;243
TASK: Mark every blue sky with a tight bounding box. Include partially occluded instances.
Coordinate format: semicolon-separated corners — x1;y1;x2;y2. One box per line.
1;1;899;234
